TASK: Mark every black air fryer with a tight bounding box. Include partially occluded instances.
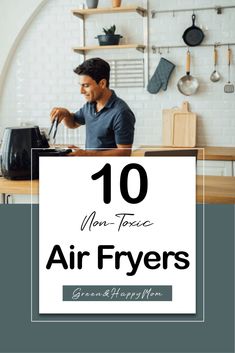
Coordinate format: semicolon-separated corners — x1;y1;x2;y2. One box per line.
0;126;71;180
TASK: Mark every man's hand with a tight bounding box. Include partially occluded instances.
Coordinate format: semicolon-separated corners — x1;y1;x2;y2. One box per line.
50;108;79;129
67;146;87;156
50;107;71;124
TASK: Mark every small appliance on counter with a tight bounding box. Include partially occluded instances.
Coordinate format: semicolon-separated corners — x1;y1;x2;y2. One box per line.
0;126;71;180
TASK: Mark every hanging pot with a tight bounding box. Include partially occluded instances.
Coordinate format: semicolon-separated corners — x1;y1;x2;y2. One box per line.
182;14;204;47
177;51;199;96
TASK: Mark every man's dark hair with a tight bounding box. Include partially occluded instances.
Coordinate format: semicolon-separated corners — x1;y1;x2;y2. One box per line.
74;58;110;87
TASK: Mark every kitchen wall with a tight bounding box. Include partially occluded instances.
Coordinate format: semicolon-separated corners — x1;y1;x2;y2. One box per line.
0;0;46;86
0;0;235;146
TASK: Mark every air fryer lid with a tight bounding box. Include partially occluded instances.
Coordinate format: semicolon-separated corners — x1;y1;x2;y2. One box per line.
0;125;49;180
2;125;49;148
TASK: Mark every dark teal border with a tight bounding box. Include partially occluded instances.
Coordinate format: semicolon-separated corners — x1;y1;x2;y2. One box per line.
0;204;234;353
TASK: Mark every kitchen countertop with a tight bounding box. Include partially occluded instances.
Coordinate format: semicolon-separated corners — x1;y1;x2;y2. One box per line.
0;175;234;204
0;178;39;195
196;175;235;204
132;146;235;160
0;146;234;203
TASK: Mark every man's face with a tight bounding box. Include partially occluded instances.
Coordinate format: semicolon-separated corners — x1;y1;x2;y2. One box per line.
79;75;105;102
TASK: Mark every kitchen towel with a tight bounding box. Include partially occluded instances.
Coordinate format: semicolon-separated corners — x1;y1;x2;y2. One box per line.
147;57;175;94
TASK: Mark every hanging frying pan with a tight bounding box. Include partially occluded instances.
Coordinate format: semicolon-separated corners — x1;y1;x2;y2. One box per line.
182;14;204;46
177;50;199;96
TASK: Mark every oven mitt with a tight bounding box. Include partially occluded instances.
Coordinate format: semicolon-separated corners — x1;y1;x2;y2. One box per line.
147;57;175;94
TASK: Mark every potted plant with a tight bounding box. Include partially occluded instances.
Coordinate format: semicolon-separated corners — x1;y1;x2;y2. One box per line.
86;0;99;8
112;0;122;7
95;25;123;46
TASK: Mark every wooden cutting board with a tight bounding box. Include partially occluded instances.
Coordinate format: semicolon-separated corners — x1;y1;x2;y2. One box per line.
162;107;178;146
162;102;197;147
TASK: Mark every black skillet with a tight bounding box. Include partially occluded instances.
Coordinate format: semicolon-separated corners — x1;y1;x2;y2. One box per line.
182;14;204;47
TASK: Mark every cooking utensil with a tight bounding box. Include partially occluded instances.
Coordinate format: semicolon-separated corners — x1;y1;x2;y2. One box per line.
177;51;199;96
182;14;204;47
224;47;234;93
162;107;177;145
210;46;221;82
173;102;197;147
162;101;197;147
48;117;59;144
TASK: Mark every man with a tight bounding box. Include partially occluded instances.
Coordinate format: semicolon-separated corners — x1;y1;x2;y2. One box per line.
50;58;135;156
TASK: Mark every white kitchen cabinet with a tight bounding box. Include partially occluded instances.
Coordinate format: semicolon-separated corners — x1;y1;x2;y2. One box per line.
196;160;233;176
233;162;235;176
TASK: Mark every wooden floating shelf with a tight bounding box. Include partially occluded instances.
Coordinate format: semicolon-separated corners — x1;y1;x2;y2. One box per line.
73;44;146;54
72;6;147;18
